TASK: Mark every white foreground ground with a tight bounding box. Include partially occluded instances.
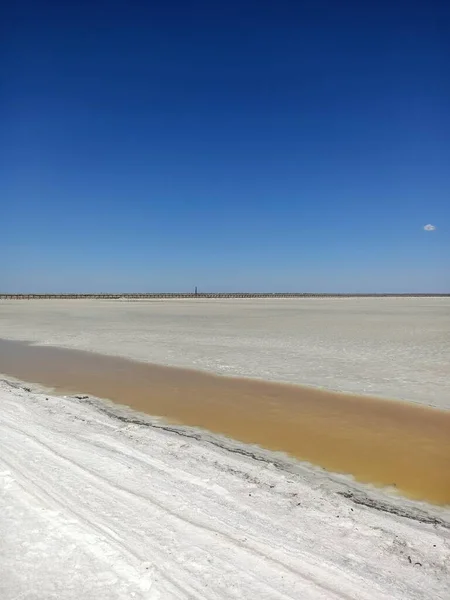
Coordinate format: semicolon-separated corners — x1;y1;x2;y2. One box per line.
1;379;449;600
0;297;449;408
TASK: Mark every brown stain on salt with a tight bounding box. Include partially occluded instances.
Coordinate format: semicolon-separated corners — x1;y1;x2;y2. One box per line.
1;338;449;505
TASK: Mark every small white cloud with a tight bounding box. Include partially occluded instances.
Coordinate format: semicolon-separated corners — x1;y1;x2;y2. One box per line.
423;224;436;231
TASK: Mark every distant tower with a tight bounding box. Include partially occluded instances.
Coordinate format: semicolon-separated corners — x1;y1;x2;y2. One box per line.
195;286;198;296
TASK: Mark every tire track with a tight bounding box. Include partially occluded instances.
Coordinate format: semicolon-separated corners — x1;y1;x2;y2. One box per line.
0;417;344;600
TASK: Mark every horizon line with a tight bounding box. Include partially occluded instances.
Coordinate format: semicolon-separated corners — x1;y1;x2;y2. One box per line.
1;293;449;299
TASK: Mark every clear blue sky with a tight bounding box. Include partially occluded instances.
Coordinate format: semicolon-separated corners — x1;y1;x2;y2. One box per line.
1;1;449;293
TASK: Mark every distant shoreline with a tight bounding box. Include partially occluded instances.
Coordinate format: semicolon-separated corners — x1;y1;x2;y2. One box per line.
1;293;449;299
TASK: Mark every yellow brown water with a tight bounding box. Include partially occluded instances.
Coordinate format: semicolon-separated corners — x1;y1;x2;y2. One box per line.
1;338;449;505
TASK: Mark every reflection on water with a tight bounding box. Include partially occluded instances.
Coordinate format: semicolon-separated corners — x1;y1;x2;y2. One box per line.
1;338;449;504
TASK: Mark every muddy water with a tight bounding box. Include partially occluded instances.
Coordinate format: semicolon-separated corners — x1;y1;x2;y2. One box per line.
1;338;449;505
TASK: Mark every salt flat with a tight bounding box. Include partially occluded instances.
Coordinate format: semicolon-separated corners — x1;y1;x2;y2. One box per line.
1;300;449;598
1;379;449;600
0;297;449;408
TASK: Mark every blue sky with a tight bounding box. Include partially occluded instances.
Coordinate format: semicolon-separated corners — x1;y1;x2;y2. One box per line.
1;1;448;292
